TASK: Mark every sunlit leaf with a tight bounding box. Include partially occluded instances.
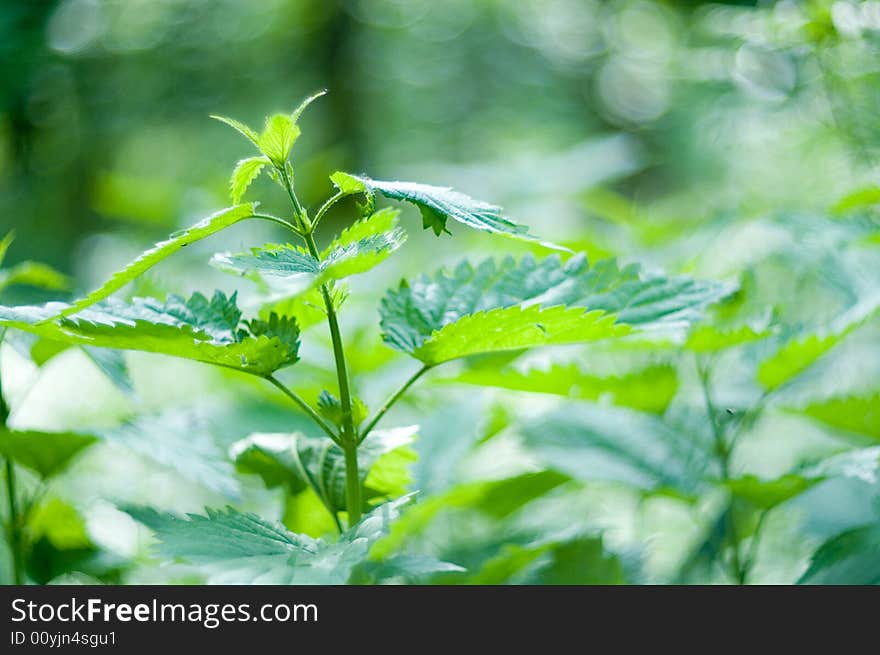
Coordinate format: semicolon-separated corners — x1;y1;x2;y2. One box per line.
229;156;270;204
0;292;300;376
56;204;256;318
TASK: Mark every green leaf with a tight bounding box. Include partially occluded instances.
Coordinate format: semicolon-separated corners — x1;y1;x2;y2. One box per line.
450;363;678;414
726;448;880;510
316;391;368;429
258;114;300;167
685;323;772;352
99;410;240;499
381;254;733;364
349;175;536;240
469;535;625;585
28;497;92;550
0;292;300;376
725;475;817;510
370;471;570;559
290;90;327;124
0;230;14;267
56;204;256;319
0;429;96;478
519;403;714;494
798;524;880;584
0;262;70;293
795;392;880;442
757;295;880;390
213;208;406;289
210;115;260;146
230;425;417;511
330;171;368;195
414;305;628;366
127;496;412;584
229;156;270;204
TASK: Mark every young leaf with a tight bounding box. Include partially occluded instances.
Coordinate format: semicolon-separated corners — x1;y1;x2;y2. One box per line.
316;390;369;429
0;292;300;376
798;524;880;584
0;429;96;478
449;362;678;413
0;261;70;293
348;175;535;240
56;204;256;319
127;496;412;584
757;295;880;390
230;156;270;204
230;425;417;511
213;208;406;288
380;254;733;364
258;114;300;167
330;171;368;195
0;230;14;267
210;115;260;146
519;403;715;495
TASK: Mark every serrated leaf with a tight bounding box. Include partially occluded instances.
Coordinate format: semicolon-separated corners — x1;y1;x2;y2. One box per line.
0;291;300;376
230;425;417;511
126;496;412;584
685;323;772;352
519;403;715;494
350;175;536;241
99;410;240;499
451;362;678;413
316;390;368;429
258;114;301;166
415;305;628;366
798;524;880;584
210;115;260;146
0;261;70;293
213;208;406;290
799;447;880;485
795;392;880;442
757;295;880;390
290;90;326;123
0;429;96;478
330;171;368;195
230;156;270;204
380;254;733;364
56;204;256;319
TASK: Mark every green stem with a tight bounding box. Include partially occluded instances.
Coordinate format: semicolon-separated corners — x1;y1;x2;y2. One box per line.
0;336;22;585
696;356;744;584
4;458;21;585
360;364;431;444
312;191;345;231
265;376;339;443
250;212;302;235
742;509;769;585
278;169;361;526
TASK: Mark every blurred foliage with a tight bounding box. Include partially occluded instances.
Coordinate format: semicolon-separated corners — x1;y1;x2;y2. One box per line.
2;0;880;585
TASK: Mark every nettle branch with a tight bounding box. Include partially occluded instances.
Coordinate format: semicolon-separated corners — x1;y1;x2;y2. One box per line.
0;93;736;578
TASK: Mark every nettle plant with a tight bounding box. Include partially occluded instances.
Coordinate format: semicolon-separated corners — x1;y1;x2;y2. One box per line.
0;94;738;582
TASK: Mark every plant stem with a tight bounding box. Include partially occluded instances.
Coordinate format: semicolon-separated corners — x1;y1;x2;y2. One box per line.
742;509;769;585
696;357;745;584
312;191;345;230
277;168;361;526
3;458;21;584
0;337;22;584
265;376;339;443
360;364;431;444
250;212;302;235
303;238;360;523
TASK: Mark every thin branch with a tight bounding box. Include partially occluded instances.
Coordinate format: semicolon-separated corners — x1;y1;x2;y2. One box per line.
311;191;345;231
250;212;302;235
359;365;432;444
265;375;339;443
